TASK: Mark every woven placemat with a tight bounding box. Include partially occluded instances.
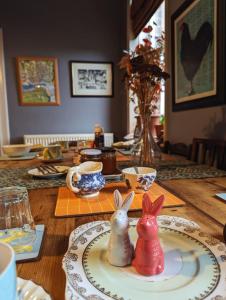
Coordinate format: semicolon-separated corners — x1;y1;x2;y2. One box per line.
55;182;185;217
0;163;226;190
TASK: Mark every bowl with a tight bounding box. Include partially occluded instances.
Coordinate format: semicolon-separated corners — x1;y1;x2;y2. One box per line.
122;167;157;193
2;144;32;157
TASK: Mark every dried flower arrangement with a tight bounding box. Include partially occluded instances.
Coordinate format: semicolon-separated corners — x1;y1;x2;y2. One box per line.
119;24;170;165
119;24;170;117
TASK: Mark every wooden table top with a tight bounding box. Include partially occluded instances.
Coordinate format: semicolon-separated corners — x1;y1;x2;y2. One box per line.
1;151;225;300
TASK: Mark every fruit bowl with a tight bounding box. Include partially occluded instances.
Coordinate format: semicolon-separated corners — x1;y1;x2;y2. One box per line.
2;144;32;157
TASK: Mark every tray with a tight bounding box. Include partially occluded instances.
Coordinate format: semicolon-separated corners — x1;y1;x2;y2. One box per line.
63;216;226;300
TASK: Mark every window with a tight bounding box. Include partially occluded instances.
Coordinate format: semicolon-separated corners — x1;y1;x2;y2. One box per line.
128;1;165;133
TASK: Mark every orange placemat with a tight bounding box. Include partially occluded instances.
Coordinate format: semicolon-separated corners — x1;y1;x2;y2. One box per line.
55;182;185;217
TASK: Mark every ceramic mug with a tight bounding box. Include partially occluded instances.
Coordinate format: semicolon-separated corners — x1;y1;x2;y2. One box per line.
0;242;17;300
66;161;105;197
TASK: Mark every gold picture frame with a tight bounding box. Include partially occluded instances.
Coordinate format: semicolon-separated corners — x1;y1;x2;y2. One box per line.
16;56;60;106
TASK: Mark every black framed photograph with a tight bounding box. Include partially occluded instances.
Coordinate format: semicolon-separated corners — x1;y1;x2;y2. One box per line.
70;61;113;97
171;0;225;111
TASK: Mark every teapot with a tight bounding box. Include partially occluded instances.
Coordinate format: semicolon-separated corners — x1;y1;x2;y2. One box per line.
66;161;105;198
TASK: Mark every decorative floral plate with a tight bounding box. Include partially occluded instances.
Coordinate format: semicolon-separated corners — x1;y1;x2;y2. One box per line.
63;216;226;300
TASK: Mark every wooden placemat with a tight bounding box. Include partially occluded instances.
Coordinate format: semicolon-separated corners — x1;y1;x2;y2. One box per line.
55;182;185;217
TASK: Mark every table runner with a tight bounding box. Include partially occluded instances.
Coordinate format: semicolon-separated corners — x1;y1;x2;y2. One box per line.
55;182;185;217
1;163;226;190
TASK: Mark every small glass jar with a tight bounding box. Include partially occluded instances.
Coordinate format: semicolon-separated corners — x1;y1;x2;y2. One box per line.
101;147;116;175
80;148;102;163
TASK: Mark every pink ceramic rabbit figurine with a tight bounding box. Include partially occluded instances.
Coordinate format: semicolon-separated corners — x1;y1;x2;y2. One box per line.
132;193;164;276
107;190;135;267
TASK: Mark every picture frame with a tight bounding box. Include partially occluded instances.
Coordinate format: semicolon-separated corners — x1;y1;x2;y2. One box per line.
171;0;225;111
16;57;60;106
70;61;113;97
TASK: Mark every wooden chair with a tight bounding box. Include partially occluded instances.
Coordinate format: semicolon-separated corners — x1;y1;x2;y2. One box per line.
191;138;226;170
164;141;192;159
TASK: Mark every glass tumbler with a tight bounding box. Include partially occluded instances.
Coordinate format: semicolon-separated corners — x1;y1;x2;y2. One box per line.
0;186;36;252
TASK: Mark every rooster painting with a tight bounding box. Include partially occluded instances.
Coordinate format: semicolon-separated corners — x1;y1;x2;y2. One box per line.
180;21;213;95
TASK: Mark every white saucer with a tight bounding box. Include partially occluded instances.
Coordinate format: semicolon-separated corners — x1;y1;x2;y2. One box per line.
17;277;51;300
0;153;37;161
28;166;69;178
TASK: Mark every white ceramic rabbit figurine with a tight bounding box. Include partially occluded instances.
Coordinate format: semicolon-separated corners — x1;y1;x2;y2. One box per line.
107;189;135;267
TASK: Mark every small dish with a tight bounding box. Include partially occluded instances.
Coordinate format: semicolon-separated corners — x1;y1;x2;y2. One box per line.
2;144;32;157
28;166;69;178
17;277;51;300
113;140;133;150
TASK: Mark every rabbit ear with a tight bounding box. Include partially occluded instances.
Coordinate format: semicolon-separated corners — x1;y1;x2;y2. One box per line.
121;191;135;212
142;193;153;215
152;195;164;216
113;190;123;209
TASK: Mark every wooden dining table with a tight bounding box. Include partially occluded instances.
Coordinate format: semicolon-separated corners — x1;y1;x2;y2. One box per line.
1;150;226;300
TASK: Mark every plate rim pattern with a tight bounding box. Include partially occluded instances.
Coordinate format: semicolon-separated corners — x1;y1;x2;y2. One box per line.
63;216;226;300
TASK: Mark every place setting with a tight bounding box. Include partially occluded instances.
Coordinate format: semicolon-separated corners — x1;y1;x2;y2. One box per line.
62;163;226;300
0;186;50;300
0;144;37;161
28;165;69;179
0;241;51;300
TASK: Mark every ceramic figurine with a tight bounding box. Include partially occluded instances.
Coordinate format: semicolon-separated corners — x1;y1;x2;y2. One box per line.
107;190;135;267
66;161;105;198
132;193;164;276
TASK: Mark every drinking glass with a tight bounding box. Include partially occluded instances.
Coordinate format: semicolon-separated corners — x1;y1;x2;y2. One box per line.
0;186;36;252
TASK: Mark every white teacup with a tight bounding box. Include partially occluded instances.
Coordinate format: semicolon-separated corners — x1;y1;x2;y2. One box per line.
0;242;17;300
122;167;157;193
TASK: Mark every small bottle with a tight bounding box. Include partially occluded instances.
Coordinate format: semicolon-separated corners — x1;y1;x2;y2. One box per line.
94;124;104;148
94;124;101;148
99;127;105;148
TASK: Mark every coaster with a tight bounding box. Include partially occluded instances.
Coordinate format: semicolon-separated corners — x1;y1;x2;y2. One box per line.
0;225;45;262
16;225;45;262
215;193;226;202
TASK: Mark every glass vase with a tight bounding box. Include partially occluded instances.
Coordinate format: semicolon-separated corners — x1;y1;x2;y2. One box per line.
132;114;162;166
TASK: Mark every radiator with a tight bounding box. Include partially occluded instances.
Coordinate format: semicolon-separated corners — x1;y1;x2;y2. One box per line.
24;133;114;147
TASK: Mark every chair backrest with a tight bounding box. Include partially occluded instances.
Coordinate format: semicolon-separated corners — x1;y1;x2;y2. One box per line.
191;138;226;170
164;141;192;159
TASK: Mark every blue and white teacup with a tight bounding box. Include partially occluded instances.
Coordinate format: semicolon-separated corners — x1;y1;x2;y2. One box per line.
122;167;156;193
66;161;105;197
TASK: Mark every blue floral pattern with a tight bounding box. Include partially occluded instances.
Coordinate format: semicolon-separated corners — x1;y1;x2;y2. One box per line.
137;175;156;191
73;172;105;195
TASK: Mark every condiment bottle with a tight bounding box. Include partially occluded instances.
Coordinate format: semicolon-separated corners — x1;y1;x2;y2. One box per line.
94;124;104;148
80;148;102;163
101;147;116;175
